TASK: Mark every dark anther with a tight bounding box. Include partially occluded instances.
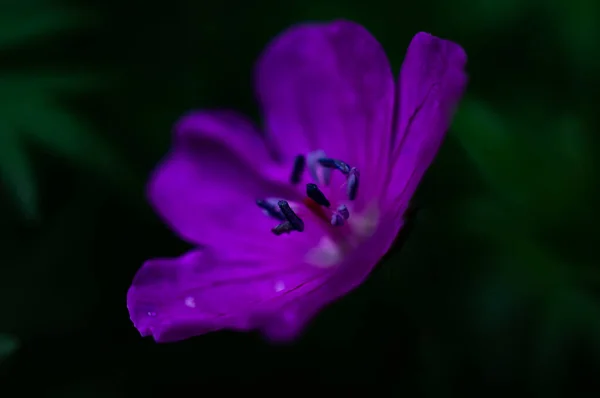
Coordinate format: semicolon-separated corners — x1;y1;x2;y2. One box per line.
337;204;349;220
318;158;351;175
256;199;286;221
347;168;359;201
331;213;344;226
306;183;331;208
290;155;306;185
278;200;305;232
272;221;294;235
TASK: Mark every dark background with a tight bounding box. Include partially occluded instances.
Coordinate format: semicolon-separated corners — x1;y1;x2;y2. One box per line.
1;0;599;395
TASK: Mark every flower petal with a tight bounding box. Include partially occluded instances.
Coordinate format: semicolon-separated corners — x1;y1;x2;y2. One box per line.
127;249;330;342
174;110;277;176
261;208;403;342
255;20;395;201
148;110;299;246
386;33;467;213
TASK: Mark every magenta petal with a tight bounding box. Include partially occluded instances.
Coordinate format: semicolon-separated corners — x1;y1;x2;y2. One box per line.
133;25;467;345
255;19;395;198
261;209;403;342
386;33;467;213
148;110;297;246
127;250;330;342
174;110;277;177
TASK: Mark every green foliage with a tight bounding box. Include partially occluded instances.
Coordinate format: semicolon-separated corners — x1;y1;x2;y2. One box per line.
552;0;600;71
0;333;18;363
453;93;599;386
453;97;592;224
0;129;37;219
0;4;91;49
0;5;120;220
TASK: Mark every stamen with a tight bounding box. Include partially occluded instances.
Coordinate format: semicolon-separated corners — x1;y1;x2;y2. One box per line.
331;213;344;226
278;200;305;232
306;183;330;208
272;221;294;235
256;199;285;221
307;150;331;185
336;204;349;220
290;155;306;185
347;168;359;201
318;158;351;175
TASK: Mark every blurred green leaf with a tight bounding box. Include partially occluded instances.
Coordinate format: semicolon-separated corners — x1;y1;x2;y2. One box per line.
0;79;126;218
0;7;91;49
0;7;128;219
0;74;101;94
461;195;600;387
11;94;124;180
551;0;600;71
0;129;37;218
453;98;531;204
460;196;575;296
453;97;591;224
0;333;18;362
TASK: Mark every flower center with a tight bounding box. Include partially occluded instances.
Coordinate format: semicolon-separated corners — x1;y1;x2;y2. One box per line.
255;150;374;267
256;150;359;235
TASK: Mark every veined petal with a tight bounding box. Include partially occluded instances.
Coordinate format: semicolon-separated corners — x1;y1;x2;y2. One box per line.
127;249;330;342
148;111;299;246
255;20;395;205
261;209;403;342
386;33;467;214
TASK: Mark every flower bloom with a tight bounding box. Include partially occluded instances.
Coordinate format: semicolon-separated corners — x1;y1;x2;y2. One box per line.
127;20;467;342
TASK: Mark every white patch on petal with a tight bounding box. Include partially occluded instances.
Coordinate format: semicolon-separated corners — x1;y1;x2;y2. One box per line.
184;296;196;308
305;236;343;268
349;203;379;238
274;280;286;292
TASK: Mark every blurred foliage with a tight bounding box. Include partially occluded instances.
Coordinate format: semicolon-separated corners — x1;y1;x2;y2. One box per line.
0;0;598;396
0;2;129;220
0;334;18;363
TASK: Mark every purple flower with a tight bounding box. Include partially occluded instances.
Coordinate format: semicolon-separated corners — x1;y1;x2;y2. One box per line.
127;20;467;343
